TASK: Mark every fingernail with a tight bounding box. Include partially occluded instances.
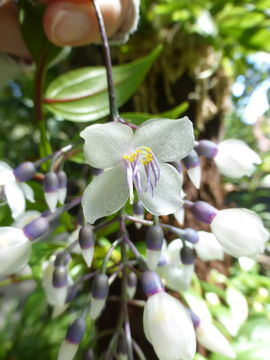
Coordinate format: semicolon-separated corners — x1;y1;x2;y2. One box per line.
51;9;91;45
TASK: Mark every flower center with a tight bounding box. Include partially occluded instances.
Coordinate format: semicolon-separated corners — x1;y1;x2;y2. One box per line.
122;146;160;204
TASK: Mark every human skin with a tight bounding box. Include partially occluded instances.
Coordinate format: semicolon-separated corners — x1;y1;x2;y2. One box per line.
0;0;131;59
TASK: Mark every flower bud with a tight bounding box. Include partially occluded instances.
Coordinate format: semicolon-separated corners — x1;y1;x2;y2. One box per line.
0;227;31;275
145;225;164;270
214;139;261;178
195;140;218;158
196;321;236;358
180;246;195;265
58;317;86;360
52;265;68;308
13;161;36;182
57;171;68;205
187;309;201;329
23;216;49;241
132;200;144;229
191;201;218;224
143;290;196;360
127;272;137;299
141;270;164;297
182;150;201;189
44;172;59;212
78;225;95;267
182;228;199;244
90;274;109;320
210;208;269;258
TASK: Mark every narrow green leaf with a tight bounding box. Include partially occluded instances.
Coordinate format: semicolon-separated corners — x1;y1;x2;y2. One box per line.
44;46;163;122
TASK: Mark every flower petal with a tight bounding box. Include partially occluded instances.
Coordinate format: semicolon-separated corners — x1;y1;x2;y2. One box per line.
82;165;129;224
4;182;26;219
0;161;15;185
211;208;269;258
20;182;35;203
133;117;194;162
0;227;31;275
139;163;183;216
80;122;134;169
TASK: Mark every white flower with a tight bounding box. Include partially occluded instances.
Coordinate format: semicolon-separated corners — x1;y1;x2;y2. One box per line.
210;208;269;258
196;321;236;358
80;118;194;223
214;139;261;178
143;291;196;360
194;231;224;261
0;161;34;219
0;227;31;275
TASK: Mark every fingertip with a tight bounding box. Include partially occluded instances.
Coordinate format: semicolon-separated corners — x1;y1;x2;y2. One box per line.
43;0;122;47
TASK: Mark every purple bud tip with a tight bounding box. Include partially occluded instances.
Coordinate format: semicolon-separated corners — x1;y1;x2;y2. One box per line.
79;225;95;250
53;266;68;288
191;201;218;224
132;201;144;216
44;172;59;193
180;246;195;265
183;228;199;244
66;285;78;303
195;140;218;159
23;217;49;241
187;309;201;329
13;162;36;182
182;150;200;169
127;272;137;288
146;225;164;251
92;274;109;299
66;317;86;345
54;251;71;266
141;271;164;297
57;171;68;189
158;254;168;267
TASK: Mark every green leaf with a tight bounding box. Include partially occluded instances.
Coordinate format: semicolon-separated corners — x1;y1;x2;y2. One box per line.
18;0;62;65
44;46;163;122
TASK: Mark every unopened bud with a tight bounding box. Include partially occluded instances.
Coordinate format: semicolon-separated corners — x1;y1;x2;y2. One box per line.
54;252;71;267
58;317;85;360
132;201;144;229
182;228;199;244
191;201;218;224
79;225;95;267
23;216;49;241
180;246;195;265
66;317;86;344
52;265;68;308
146;225;164;270
57;171;68;205
90;274;109;320
127;272;137;299
141;270;164;297
44;172;59;212
182;150;201;189
195;140;218;159
13;161;36;182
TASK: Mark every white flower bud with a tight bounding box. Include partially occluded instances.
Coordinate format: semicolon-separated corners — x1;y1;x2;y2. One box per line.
214;139;261;178
195;231;224;261
143;291;196;360
196;321;236;359
210;208;269;258
0;227;31;275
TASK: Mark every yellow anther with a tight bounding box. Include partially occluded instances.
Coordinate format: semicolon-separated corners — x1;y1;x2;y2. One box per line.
122;146;153;164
